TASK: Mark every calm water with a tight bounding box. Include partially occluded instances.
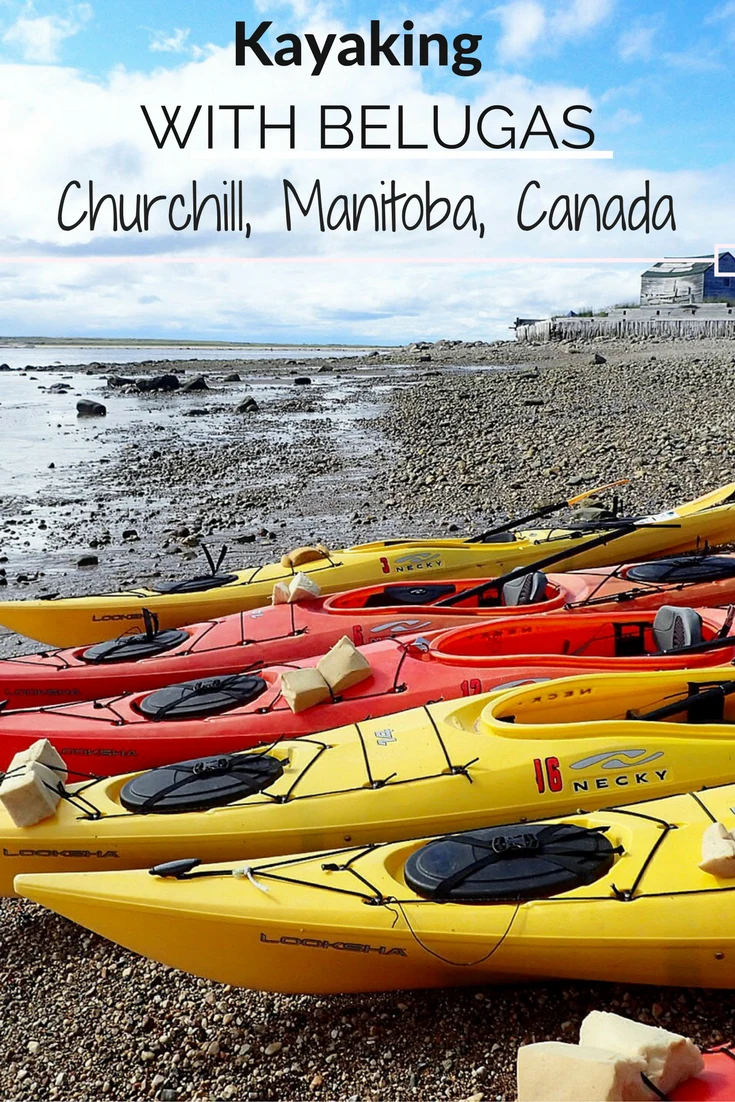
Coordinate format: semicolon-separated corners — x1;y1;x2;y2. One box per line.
0;343;378;370
0;349;507;501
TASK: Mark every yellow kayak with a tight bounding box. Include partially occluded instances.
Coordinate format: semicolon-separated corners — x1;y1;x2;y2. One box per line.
4;480;735;646
4;665;735;895
17;783;735;993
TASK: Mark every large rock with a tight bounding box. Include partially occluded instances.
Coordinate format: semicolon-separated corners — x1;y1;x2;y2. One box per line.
136;373;180;392
182;375;208;392
236;396;259;413
108;375;136;387
76;399;107;417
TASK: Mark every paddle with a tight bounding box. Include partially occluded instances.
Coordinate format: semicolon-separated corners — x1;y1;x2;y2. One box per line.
435;520;678;608
466;479;630;544
629;680;735;723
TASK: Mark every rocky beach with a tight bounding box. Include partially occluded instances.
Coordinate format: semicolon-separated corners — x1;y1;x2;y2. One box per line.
2;333;735;1100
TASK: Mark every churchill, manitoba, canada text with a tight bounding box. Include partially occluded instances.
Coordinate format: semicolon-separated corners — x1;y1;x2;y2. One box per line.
56;177;676;238
50;15;679;243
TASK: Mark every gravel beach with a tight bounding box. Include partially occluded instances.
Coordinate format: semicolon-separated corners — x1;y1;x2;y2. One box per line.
2;334;735;1100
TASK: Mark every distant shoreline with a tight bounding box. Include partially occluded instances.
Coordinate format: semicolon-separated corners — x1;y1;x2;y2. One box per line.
0;336;391;349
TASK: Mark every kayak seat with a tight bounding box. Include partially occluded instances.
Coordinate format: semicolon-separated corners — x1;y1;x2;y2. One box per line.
502;571;547;606
404;822;617;902
652;606;703;653
627;556;735;585
363;584;457;608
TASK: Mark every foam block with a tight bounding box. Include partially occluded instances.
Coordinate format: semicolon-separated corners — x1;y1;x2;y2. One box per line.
280;545;330;569
271;581;291;605
316;635;372;695
579;1011;703;1094
280;667;331;713
517;1041;650;1102
699;822;735;878
287;573;322;603
0;762;61;828
9;738;67;787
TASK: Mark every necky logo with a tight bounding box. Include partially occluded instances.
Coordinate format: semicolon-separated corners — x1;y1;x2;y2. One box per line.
370;619;432;635
571;749;664;770
395;552;439;566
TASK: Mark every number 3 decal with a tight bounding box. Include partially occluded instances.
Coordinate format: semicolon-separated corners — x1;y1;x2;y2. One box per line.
533;756;563;793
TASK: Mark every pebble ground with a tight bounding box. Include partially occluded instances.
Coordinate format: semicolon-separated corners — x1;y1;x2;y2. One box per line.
2;334;735;1100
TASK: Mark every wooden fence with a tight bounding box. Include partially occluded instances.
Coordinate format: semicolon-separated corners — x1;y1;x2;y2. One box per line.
515;316;735;342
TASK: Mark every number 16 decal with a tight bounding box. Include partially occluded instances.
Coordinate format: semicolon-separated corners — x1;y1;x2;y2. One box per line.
533;756;563;793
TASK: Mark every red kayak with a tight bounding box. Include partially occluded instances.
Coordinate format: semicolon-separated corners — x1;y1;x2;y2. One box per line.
4;554;735;710
672;1047;735;1100
2;603;734;775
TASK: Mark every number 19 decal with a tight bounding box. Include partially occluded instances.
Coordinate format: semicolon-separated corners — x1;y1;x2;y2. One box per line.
533;756;563;793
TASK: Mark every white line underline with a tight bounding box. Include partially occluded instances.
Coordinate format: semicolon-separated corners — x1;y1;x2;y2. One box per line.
0;255;656;264
188;149;614;161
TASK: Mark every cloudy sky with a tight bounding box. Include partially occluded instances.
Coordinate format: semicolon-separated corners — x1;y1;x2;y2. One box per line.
0;0;733;342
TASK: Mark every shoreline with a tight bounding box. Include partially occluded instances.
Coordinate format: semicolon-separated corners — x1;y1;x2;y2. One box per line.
0;337;390;349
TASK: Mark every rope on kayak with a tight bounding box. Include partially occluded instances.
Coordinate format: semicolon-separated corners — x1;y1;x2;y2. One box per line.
424;707;480;779
706;1044;735;1059
689;790;718;823
0;647;72;671
393;897;522;968
353;722;397;790
232;865;270;893
0;758;108;820
640;1073;668;1100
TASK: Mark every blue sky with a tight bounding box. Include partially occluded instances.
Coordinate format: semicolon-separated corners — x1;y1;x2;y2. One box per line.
0;0;734;341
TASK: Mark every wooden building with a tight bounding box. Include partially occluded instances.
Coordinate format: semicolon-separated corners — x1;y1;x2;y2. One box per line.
640;252;735;305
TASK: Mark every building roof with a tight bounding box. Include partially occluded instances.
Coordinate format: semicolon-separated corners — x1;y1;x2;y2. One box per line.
642;256;715;279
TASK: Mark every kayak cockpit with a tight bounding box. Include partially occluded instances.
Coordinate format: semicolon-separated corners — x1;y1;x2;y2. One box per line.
431;606;728;664
327;571;556;612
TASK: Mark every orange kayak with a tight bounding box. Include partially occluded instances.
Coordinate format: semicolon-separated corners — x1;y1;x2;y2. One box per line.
672;1048;735;1100
4;553;735;710
2;602;735;775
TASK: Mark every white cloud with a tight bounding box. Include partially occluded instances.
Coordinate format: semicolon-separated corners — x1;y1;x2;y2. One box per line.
661;46;724;72
706;2;735;23
551;0;613;37
492;0;614;63
618;24;657;61
605;107;642;131
492;1;546;62
149;27;190;54
3;3;92;63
